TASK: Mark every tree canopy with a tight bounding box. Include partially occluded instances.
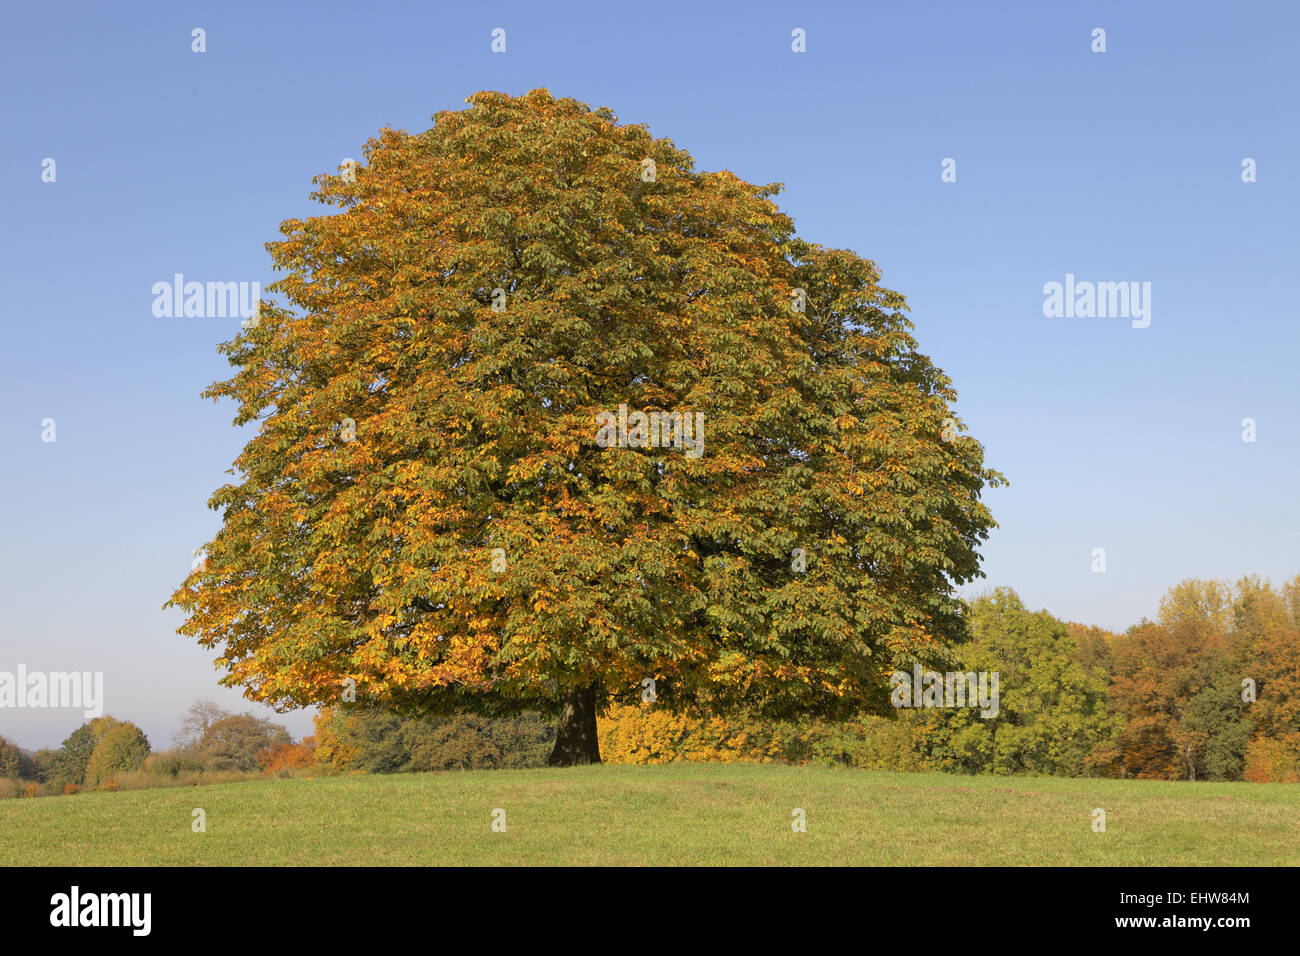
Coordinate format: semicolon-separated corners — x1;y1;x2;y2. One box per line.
167;89;1002;764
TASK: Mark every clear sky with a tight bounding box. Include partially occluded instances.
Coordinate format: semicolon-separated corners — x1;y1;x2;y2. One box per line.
2;0;1297;749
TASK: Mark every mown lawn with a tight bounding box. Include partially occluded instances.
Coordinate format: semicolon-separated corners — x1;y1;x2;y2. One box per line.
2;763;1296;866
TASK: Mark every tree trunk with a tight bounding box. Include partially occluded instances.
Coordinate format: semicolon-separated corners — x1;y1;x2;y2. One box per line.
548;685;601;766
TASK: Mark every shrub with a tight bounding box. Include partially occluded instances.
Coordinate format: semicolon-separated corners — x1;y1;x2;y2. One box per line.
1244;734;1300;783
313;705;553;773
0;778;47;799
257;738;317;773
104;768;264;792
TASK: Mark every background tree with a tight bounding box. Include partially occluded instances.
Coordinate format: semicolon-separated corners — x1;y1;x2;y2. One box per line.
1239;574;1300;780
195;714;292;772
1067;621;1115;677
312;706;362;772
1108;577;1270;780
0;737;36;780
1110;621;1194;779
312;705;553;773
42;724;98;789
317;707;406;773
1240;576;1300;742
30;748;60;784
910;589;1113;775
174;699;231;750
83;721;150;788
1179;654;1251;781
167;88;1002;765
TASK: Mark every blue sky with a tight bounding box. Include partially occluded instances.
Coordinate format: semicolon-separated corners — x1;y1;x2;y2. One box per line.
2;0;1297;748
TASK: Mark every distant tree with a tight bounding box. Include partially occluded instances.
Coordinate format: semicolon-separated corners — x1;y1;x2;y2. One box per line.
401;715;503;771
912;588;1114;776
0;737;36;780
401;713;553;771
312;705;552;773
174;699;232;750
44;724;98;788
316;707;407;774
1158;578;1233;637
1109;577;1271;780
1110;621;1194;778
481;714;555;769
1239;575;1300;743
1181;675;1252;780
311;706;361;772
1067;622;1116;678
30;748;59;783
84;722;151;787
197;714;291;771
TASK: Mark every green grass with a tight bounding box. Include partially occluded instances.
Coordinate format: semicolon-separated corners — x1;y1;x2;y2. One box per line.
2;763;1297;866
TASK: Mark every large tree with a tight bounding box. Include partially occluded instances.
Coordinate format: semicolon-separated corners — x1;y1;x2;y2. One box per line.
167;89;1001;765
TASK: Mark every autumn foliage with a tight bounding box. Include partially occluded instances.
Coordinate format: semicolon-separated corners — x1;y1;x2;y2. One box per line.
257;737;317;773
1106;576;1300;781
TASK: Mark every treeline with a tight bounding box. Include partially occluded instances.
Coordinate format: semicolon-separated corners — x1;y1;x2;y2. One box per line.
0;702;303;798
600;576;1300;782
0;701;555;798
5;574;1297;795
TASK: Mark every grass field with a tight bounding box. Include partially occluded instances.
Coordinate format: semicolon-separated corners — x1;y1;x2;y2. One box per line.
2;763;1297;866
